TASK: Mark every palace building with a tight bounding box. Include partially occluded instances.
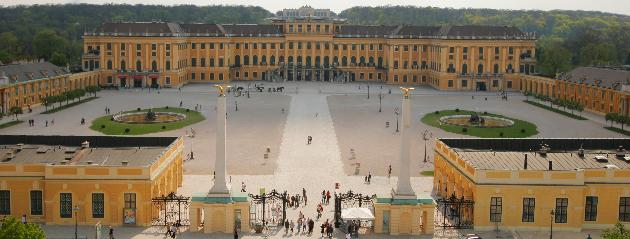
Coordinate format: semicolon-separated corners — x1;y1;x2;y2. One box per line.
81;7;537;91
0;62;100;115
0;135;183;226
434;138;630;231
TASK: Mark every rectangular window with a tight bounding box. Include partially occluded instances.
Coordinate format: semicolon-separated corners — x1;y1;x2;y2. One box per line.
209;43;214;49
522;198;535;222
201;43;205;49
461;80;468;87
507;81;513;88
447;80;453;87
60;193;72;218
92;193;104;218
121;43;126;51
201;73;205;80
619;197;630;222
585;196;598;221
492;80;499;87
30;191;43;215
124;193;136;209
490;197;502;222
136;44;141;51
192;43;196;49
394;75;398;82
0;191;10;215
555;198;568;223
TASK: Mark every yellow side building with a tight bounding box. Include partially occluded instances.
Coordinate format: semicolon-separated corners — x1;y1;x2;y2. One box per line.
434;138;630;232
0;135;183;226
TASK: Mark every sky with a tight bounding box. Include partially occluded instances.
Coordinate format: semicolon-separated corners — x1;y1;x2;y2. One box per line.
1;0;629;16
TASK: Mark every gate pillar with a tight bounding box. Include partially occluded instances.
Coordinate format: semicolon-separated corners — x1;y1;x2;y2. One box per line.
191;192;250;233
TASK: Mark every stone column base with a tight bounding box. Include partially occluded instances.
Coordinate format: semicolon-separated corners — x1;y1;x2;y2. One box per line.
190;193;250;233
373;199;434;236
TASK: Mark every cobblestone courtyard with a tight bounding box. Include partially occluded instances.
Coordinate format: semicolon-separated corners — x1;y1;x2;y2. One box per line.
1;82;620;239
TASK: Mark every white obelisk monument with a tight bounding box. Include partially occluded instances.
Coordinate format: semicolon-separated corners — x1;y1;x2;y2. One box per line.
209;85;230;196
394;87;416;199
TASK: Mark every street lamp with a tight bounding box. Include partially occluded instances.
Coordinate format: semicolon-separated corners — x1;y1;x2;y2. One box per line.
367;84;370;99
235;101;238;111
422;130;433;163
550;209;554;239
378;92;383;113
74;205;80;239
394;107;400;133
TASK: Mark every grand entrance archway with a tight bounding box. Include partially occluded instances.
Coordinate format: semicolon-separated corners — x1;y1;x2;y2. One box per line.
249;189;288;228
151;192;191;226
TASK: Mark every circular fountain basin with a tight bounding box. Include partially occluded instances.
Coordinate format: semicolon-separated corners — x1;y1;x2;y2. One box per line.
112;112;186;124
439;115;514;128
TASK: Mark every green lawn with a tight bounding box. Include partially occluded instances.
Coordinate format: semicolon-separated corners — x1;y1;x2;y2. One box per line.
90;107;205;135
0;120;24;129
523;100;587;120
42;97;98;114
604;126;630;136
420;171;434;177
421;109;538;138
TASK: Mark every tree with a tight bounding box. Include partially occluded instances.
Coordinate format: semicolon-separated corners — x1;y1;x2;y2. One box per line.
50;51;68;67
32;29;65;61
537;37;572;75
8;106;22;121
602;222;630;239
606;113;618;127
0;50;15;65
85;85;100;97
0;32;19;58
579;43;618;66
0;216;45;239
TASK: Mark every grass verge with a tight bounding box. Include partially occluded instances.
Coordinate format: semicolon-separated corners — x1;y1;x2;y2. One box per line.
604;126;630;136
0;120;24;129
420;171;434;177
42;97;98;114
421;109;538;138
90;107;205;135
523;100;587;120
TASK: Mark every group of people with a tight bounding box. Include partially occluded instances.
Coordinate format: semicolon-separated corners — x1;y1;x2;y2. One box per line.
104;107;111;115
27;119;54;127
320;219;335;238
364;172;372;184
321;190;331;204
283;216;315;236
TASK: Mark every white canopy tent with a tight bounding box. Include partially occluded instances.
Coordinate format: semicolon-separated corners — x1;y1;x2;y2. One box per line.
341;208;375;221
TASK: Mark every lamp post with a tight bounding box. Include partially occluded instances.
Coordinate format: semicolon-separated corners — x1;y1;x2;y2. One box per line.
235;101;238;111
367;84;370;99
422;130;432;163
394;107;400;133
550;209;554;239
74;205;80;239
378;92;383;113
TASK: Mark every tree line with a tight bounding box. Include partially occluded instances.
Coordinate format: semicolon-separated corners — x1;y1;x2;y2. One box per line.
0;4;628;76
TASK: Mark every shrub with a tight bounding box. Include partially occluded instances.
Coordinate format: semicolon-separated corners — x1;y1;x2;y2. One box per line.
162;125;166;129
483;111;488;115
499;132;504;137
100;124;105;129
186;108;190;112
137;107;141;111
521;129;526;133
165;106;169;109
455;108;460;112
125;128;130;133
462;128;468;132
434;110;439;114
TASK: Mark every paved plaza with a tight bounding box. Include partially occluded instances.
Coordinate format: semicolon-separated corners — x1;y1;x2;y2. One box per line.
1;82;622;239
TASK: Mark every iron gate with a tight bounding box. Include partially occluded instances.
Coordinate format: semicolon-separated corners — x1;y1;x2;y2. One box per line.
435;193;474;229
151;192;190;226
249;189;288;227
334;190;376;228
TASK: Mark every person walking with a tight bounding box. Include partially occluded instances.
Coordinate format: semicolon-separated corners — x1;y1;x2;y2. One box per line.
388;165;392;178
284;219;289;234
290;220;295;234
233;227;238;239
321;191;326;204
108;226;114;239
45;120;48;127
241;182;246;192
326;191;331;204
368;172;372;184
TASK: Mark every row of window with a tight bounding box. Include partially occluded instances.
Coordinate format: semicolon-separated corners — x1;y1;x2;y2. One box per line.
0;190;136;219
190;72;225;81
287;24;332;33
489;196;629;223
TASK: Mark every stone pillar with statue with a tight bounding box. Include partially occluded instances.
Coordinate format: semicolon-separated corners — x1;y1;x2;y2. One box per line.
189;84;250;234
372;87;434;236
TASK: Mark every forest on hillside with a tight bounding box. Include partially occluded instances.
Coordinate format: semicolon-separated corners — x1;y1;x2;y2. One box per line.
0;4;628;75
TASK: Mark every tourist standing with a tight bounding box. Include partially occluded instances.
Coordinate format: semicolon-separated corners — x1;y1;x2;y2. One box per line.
233;227;238;239
368;172;372;184
326;191;331;204
284;219;289;234
321;191;326;204
108;226;114;239
388;165;392;178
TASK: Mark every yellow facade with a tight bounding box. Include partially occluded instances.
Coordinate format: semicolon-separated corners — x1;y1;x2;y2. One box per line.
82;20;536;91
434;138;630;231
0;136;183;227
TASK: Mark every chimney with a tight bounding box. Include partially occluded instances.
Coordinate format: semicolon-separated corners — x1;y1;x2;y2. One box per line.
121;161;129;166
548;161;553;171
524;154;528;169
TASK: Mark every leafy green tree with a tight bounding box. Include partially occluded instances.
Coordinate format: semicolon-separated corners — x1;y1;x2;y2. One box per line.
537;37;572;75
0;50;15;64
0;216;45;239
606;113;618;127
85;85;100;96
0;32;19;57
602;222;630;239
8;106;22;120
32;29;66;61
579;43;618;66
50;51;68;67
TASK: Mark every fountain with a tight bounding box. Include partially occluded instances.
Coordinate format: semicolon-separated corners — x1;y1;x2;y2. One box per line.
439;112;514;128
112;109;186;124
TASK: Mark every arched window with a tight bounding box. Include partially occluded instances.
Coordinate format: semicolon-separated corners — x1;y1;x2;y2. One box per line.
253;55;258;65
448;63;454;73
315;56;321;66
477;64;483;74
462;64;467;74
493;64;499;74
151;61;157;72
244;55;250;65
288;56;293;64
136;60;142;72
120;60;126;71
107;60;112;70
306;56;311;66
507;64;513;72
234;55;241;66
297;56;302;65
279;56;285;64
342;56;347;66
333;56;338;65
368;57;374;65
378;57;383;67
270;55;275;65
360;56;366;64
324;56;330;67
261;55;266;65
351;56;357;64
